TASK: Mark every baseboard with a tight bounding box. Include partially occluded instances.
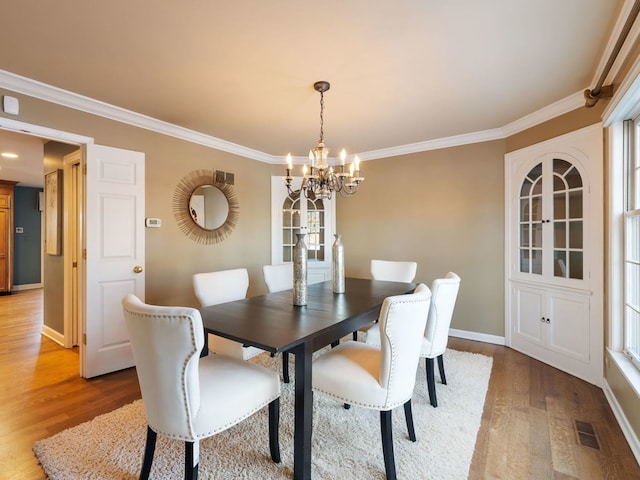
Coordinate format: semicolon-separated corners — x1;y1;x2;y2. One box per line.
41;325;65;347
603;378;640;466
12;283;43;291
449;328;505;346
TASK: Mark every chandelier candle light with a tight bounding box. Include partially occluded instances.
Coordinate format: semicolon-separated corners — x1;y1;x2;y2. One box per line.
285;81;364;200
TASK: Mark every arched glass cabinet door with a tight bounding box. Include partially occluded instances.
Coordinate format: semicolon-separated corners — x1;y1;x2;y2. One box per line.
518;157;584;280
282;189;326;262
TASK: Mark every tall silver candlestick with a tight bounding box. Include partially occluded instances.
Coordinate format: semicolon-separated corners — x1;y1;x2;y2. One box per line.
332;233;345;293
293;233;308;306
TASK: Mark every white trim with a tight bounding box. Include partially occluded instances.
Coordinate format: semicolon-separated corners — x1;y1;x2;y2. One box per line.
0;68;589;164
603;375;640;466
0;69;272;163
41;324;65;347
11;283;42;291
448;328;505;346
0;116;93;145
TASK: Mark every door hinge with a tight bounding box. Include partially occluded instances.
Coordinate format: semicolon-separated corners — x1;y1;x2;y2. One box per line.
83;164;87;175
83;333;87;345
83;249;87;260
72;261;78;268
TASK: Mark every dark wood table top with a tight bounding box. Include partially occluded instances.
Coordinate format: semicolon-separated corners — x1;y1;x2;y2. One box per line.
199;277;416;353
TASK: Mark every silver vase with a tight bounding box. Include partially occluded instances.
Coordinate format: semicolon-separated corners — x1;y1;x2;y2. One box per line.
332;233;345;293
293;233;308;306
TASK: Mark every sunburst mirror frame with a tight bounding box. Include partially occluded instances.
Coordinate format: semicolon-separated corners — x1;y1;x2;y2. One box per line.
172;169;239;245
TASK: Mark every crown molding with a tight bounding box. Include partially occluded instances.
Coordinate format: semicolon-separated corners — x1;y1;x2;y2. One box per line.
0;69;584;164
0;69;273;163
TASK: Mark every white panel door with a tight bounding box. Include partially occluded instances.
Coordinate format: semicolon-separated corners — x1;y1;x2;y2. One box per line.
82;144;145;378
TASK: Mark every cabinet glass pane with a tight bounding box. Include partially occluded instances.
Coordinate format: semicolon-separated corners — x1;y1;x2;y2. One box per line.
531;197;543;221
520;178;533;197
569;221;583;249
569;251;583;279
283;248;291;262
554;251;567;277
565;166;582;188
283;229;292;244
532;249;543;274
554;222;566;248
283;212;292;227
520;199;530;221
553;158;571;176
553;174;567;192
554;193;566;219
520;224;530;247
520;249;530;273
532;179;542;196
531;224;543;248
569;190;583;218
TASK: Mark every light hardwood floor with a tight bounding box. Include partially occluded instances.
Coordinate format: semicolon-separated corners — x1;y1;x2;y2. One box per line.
1;289;639;479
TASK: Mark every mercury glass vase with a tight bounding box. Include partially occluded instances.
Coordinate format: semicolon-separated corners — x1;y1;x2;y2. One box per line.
293;233;308;306
332;233;345;293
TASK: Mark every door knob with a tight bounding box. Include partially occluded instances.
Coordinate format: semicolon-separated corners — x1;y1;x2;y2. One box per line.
133;265;143;273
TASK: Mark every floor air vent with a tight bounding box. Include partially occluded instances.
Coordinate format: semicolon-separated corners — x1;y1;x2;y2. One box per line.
575;420;600;450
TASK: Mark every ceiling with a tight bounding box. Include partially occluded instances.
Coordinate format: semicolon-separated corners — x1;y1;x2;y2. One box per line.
0;1;628;187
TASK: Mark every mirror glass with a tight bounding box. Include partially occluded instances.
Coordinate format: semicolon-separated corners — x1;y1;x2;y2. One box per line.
189;185;229;230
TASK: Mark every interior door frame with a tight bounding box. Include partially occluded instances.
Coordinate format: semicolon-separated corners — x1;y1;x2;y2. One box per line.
0;116;94;352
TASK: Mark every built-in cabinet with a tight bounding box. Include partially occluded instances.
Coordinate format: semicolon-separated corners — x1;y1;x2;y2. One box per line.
0;180;17;294
505;124;603;386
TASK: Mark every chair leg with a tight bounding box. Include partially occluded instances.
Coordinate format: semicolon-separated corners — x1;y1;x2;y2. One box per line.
403;400;416;442
425;358;438;407
437;354;447;385
268;398;281;463
140;426;157;480
380;410;397;480
352;331;358;341
184;441;198;480
282;352;290;383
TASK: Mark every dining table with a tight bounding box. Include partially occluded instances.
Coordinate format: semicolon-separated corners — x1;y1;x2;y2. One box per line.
199;276;416;480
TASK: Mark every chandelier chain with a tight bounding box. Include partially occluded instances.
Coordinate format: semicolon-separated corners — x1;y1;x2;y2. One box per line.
319;90;325;143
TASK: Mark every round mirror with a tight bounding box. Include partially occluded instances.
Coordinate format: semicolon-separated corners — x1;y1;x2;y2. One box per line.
173;169;240;245
189;185;229;230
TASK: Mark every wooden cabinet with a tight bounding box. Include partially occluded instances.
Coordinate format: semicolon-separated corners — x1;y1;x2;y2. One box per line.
0;181;17;294
505;125;603;386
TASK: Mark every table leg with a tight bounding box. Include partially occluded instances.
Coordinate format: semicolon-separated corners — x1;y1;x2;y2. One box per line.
292;341;313;480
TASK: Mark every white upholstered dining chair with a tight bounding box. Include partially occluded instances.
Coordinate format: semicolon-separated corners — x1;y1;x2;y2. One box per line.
312;284;431;480
262;263;293;383
352;259;418;340
366;272;461;407
192;268;264;360
122;294;281;480
370;259;418;283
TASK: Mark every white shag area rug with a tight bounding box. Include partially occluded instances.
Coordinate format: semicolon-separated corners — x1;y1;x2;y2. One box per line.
33;348;492;480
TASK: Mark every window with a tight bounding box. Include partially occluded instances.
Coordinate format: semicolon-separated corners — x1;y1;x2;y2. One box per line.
625;119;640;369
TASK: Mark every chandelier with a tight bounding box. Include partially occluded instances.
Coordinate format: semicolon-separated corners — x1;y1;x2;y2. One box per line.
285;81;364;200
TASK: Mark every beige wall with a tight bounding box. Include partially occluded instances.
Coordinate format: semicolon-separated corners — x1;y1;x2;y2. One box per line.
335;141;506;337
